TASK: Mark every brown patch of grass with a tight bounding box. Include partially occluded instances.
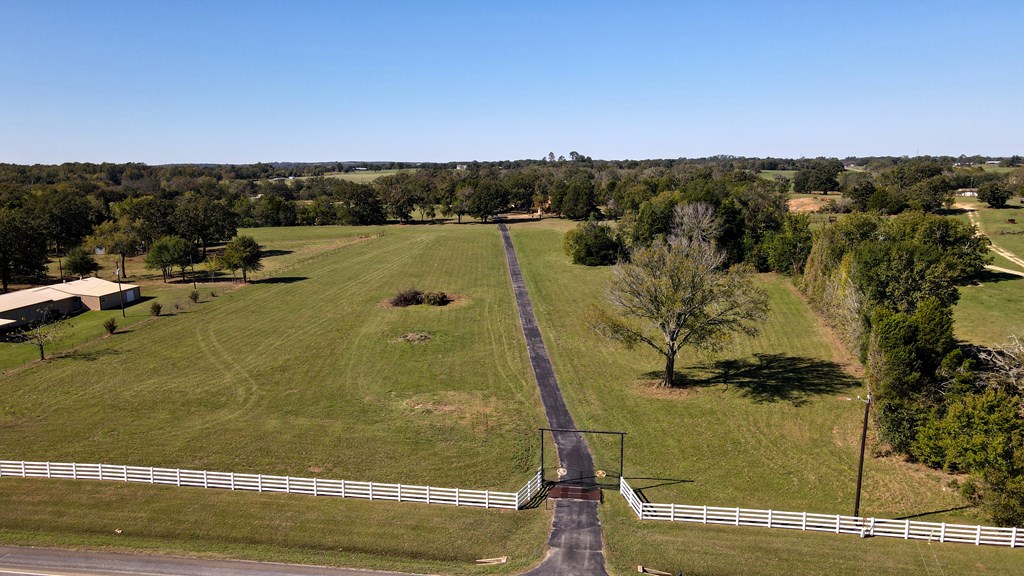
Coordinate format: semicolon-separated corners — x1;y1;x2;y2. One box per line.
400;391;500;432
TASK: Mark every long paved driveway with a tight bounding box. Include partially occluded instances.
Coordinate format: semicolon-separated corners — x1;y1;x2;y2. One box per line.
497;223;608;576
0;546;414;576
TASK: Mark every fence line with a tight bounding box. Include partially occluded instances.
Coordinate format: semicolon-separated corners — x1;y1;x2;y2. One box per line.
620;477;1020;548
0;460;543;511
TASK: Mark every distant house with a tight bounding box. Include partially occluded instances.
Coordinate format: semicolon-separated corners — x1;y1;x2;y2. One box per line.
0;278;141;331
986;160;1001;165
455;164;468;171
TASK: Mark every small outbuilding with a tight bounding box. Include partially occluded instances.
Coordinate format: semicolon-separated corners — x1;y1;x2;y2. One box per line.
0;278;142;331
51;277;141;311
0;286;84;330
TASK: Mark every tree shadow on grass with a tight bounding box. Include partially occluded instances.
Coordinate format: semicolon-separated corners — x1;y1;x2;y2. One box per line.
262;249;293;258
255;276;308;284
59;348;123;362
645;353;861;406
970;269;1023;284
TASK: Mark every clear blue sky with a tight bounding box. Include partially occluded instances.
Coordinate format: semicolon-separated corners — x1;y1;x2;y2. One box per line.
2;1;1022;164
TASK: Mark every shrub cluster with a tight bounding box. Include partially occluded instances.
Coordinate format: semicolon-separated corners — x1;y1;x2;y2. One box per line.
390;288;450;307
149;302;162;316
423;291;450;306
102;317;117;335
391;288;424;307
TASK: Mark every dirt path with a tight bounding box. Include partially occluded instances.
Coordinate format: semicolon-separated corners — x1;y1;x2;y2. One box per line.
958;202;1024;270
497;223;608;576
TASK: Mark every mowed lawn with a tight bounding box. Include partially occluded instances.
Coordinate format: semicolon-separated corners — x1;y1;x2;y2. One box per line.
507;219;1022;575
0;224;549;574
952;198;1024;346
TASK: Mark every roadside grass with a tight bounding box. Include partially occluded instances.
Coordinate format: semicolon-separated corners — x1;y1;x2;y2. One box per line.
0;224;548;573
0;478;546;575
506;219;1011;573
600;497;1023;576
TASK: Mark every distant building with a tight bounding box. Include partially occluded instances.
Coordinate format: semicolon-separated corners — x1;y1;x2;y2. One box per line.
0;278;141;331
455;164;468;170
986;160;1001;165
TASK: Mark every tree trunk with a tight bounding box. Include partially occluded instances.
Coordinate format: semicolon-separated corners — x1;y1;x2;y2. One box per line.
37;339;44;361
120;253;127;278
242;268;247;284
663;353;676;387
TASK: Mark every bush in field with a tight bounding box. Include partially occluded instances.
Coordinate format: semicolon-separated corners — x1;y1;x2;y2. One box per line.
563;219;623;266
189;290;200;304
150;302;162;316
391;288;424;307
102;317;117;335
423;291;450;306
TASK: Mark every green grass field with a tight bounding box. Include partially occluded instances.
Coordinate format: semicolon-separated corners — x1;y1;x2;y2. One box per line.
3;220;1021;575
0;224;549;574
277;169;416;185
507;218;1022;575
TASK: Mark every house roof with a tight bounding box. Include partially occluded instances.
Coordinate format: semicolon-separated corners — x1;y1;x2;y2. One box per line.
0;286;78;313
50;277;139;298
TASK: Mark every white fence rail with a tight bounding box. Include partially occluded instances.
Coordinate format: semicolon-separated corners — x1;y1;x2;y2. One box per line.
620;477;1021;548
0;460;543;511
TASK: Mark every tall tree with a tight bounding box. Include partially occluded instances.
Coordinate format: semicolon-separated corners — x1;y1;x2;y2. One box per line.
0;207;48;292
85;218;143;277
593;237;768;387
145;235;193;282
174;193;237;258
221;235;264;283
64;246;100;278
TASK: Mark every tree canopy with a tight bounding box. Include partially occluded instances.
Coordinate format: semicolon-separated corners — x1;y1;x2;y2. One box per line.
593;237;768;387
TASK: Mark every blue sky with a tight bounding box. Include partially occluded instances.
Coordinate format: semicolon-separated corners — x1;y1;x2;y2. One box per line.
1;1;1021;164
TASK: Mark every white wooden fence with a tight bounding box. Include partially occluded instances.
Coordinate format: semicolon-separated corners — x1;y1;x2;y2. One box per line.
0;460;544;511
620;477;1021;548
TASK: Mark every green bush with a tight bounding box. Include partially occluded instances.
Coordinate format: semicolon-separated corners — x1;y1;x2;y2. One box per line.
423;291;449;306
391;288;423;307
149;302;162;317
189;290;200;304
563;219;622;266
102;317;117;335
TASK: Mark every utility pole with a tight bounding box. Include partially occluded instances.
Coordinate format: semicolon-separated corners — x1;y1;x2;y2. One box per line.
114;266;126;318
854;394;871;517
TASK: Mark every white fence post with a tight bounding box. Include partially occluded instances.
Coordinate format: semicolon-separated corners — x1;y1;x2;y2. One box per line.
940;523;946;543
72;462;77;479
425;484;429;503
257;474;262;492
703;505;708;524
976;525;982;545
768;509;773;528
801;511;807;530
312;477;317;497
340;479;346;498
176;468;181;487
1012;527;1018;548
45;461;51;478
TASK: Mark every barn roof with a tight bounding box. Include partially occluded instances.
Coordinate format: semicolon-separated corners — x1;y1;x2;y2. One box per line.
50;277;139;298
0;286;78;313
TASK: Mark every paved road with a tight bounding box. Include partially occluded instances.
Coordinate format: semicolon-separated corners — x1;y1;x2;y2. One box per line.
497;223;608;576
0;546;414;576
